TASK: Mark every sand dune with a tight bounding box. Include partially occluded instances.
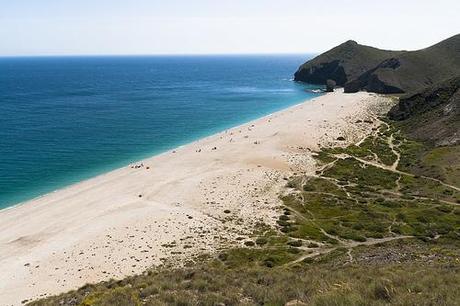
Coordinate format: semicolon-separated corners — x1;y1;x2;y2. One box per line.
0;90;390;305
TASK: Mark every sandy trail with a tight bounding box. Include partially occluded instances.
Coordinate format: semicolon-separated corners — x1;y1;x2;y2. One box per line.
0;90;387;305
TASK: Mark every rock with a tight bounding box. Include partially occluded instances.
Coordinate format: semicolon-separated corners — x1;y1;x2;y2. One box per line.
343;79;363;93
326;79;336;92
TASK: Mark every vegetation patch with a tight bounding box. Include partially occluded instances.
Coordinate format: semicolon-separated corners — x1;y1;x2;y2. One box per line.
323;158;398;190
30;239;460;306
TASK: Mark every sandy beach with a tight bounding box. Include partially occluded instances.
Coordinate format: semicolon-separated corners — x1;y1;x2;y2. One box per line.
0;90;390;305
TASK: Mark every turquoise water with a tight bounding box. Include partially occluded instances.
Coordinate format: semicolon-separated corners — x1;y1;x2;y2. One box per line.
0;55;321;209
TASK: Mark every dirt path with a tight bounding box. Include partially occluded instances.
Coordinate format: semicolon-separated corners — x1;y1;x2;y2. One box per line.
388;133;401;171
337;154;460;193
283;117;456;268
287;235;413;266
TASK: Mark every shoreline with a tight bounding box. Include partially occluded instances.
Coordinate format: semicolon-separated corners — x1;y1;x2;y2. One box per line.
0;90;390;305
0;93;323;212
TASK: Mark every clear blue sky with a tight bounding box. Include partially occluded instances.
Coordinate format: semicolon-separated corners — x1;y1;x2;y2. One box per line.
1;0;459;56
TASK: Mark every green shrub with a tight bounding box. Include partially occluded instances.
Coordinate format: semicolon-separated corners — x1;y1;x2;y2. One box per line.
244;241;255;247
255;237;268;246
287;240;303;247
82;287;140;306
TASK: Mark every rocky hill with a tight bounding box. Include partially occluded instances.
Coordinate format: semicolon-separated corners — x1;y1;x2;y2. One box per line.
293;40;401;87
389;76;460;146
294;34;460;94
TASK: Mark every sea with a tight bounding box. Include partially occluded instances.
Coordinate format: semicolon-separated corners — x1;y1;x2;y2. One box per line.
0;55;322;209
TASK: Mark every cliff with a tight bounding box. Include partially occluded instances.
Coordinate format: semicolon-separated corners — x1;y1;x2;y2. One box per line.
389;76;460;146
293;40;401;87
294;34;460;95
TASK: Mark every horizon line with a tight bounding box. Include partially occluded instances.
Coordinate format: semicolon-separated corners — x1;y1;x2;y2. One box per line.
0;52;317;58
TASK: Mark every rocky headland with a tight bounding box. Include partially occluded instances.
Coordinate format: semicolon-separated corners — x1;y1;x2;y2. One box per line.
294;34;460;95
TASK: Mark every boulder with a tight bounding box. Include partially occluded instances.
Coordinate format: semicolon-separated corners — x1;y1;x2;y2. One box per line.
326;79;336;92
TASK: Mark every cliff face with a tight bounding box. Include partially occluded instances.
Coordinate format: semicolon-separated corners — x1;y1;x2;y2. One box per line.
294;34;460;95
389;76;460;146
343;58;406;94
293;40;400;86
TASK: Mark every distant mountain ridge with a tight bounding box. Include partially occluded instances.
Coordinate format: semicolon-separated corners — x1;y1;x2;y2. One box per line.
294;34;460;94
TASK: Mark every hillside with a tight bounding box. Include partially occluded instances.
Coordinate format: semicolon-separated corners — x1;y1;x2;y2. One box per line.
293;40;401;86
389;76;460;146
294;34;460;94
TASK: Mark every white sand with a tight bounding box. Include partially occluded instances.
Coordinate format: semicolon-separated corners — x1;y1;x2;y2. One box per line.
0;90;389;305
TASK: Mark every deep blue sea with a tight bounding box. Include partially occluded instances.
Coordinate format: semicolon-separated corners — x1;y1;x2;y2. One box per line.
0;55;321;209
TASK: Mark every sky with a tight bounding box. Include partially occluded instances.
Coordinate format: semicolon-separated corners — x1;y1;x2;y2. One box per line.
1;0;459;56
